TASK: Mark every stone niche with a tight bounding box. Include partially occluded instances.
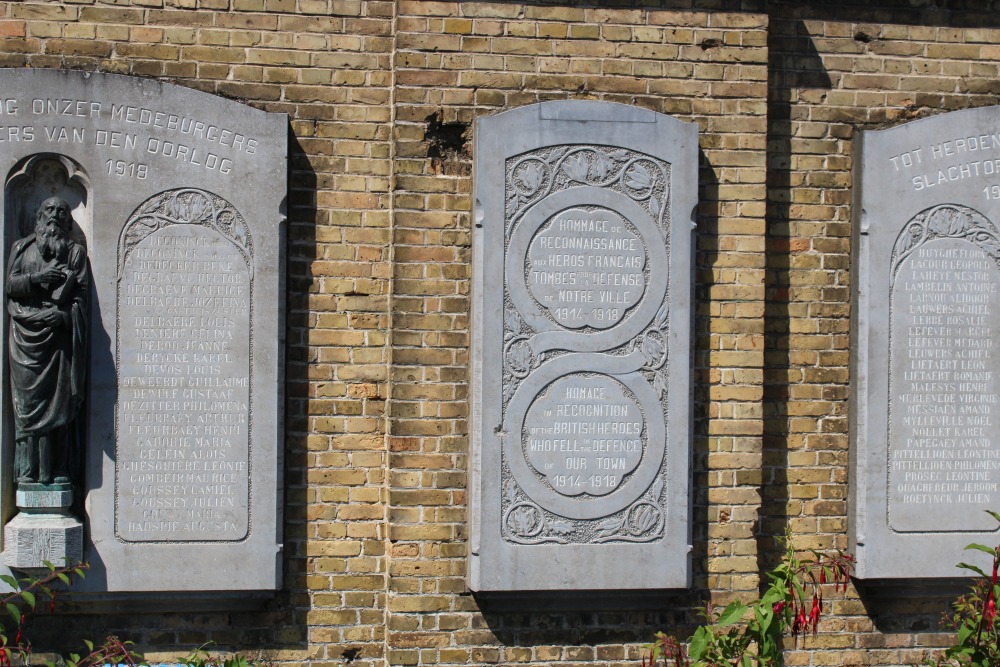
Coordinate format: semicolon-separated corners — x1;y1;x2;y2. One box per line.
851;106;1000;579
469;101;696;591
0;70;286;591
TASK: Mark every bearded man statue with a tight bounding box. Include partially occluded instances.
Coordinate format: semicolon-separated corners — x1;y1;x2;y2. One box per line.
6;196;89;487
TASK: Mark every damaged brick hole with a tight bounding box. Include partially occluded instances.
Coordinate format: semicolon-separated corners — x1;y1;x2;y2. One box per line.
854;30;875;43
700;37;723;50
426;111;471;176
341;647;361;663
903;103;932;120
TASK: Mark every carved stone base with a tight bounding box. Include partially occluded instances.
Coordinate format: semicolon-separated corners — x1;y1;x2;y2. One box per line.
16;482;72;510
3;512;82;570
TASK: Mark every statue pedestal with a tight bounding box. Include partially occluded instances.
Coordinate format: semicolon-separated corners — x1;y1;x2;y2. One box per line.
3;484;82;570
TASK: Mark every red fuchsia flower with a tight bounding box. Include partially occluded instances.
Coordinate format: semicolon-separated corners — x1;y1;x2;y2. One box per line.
792;605;808;636
773;600;786;615
839;556;856;592
810;594;821;633
986;592;997;628
819;569;826;584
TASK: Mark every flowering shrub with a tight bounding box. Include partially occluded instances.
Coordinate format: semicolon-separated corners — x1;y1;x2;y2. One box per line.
59;642;272;667
0;561;270;667
62;635;145;667
926;510;1000;667
0;561;89;666
644;533;854;667
175;646;274;667
0;561;146;667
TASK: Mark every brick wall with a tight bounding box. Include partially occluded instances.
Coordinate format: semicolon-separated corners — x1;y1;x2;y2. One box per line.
390;3;767;664
0;1;395;664
767;4;1000;665
0;1;995;666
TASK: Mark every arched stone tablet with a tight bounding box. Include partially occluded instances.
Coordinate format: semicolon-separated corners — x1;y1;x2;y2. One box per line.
469;101;696;592
852;107;1000;579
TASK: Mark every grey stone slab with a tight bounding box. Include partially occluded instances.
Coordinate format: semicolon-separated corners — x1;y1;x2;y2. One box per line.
3;511;82;569
17;483;72;510
0;70;285;591
852;107;1000;579
117;207;252;543
469;101;696;591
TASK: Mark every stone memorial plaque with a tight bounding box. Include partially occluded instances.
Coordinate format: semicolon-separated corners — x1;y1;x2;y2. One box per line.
117;209;252;542
852;106;1000;578
469;101;695;591
0;70;285;590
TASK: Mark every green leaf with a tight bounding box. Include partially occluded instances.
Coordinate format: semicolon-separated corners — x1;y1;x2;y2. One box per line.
55;572;70;585
985;509;1000;524
0;576;16;590
717;601;747;627
4;603;19;626
957;562;989;578
19;591;34;609
964;543;996;556
753;604;774;635
689;626;709;660
83;639;93;651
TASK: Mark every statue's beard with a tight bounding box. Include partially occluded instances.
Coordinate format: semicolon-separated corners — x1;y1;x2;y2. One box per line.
36;221;68;262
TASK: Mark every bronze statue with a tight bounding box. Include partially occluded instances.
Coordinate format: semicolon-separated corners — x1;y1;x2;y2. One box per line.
6;197;88;486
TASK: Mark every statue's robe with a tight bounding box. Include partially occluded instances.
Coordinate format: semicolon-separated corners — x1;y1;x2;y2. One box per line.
5;236;89;454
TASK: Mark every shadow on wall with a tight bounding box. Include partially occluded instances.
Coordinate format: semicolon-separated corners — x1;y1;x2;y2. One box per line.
760;17;833;572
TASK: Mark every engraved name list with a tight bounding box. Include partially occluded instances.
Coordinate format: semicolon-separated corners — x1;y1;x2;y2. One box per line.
116;192;252;543
889;221;1000;533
